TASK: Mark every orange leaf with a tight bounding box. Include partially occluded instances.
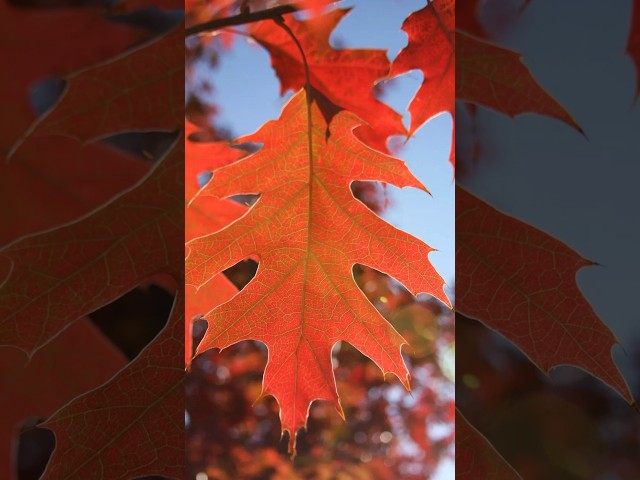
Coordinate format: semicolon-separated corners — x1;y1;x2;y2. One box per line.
185;90;449;452
456;186;633;403
456;30;582;132
249;8;405;152
390;0;454;137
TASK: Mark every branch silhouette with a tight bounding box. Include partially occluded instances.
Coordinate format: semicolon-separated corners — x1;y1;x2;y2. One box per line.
186;4;298;37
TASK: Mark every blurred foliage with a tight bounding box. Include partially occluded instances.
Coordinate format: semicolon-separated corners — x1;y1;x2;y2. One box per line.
457;315;640;480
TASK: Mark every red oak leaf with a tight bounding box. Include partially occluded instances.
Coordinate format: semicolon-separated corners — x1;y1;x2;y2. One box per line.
0;137;182;358
456;409;522;479
0;1;145;158
185;121;247;240
0;2;151;249
0;137;184;477
627;0;640;98
11;25;183;157
0;137;148;247
456;186;634;404
390;0;454;138
185;90;449;452
456;30;582;132
0;319;126;480
185;275;237;368
185;122;245;366
248;8;405;152
39;298;183;480
0;2;185;477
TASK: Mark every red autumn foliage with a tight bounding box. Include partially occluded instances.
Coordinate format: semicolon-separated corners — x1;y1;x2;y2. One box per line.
456;0;640;477
185;0;454;473
390;0;454;139
457;186;632;403
186;89;449;451
249;8;406;153
0;0;183;477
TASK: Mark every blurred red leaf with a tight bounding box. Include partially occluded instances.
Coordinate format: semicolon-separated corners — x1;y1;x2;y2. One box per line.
456;0;486;38
456;30;582;133
390;0;454;137
113;0;182;12
185;121;247;241
456;186;633;404
185;122;247;366
186;275;237;368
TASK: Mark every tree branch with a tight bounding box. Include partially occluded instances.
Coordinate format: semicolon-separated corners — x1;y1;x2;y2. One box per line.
185;4;299;37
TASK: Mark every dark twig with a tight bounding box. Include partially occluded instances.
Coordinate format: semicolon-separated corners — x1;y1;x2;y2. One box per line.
185;4;298;37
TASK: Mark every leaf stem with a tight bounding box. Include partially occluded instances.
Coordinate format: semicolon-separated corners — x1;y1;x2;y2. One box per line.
273;16;312;101
185;4;298;37
272;14;314;458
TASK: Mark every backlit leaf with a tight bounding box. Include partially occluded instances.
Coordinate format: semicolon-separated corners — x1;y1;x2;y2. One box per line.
186;90;449;451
